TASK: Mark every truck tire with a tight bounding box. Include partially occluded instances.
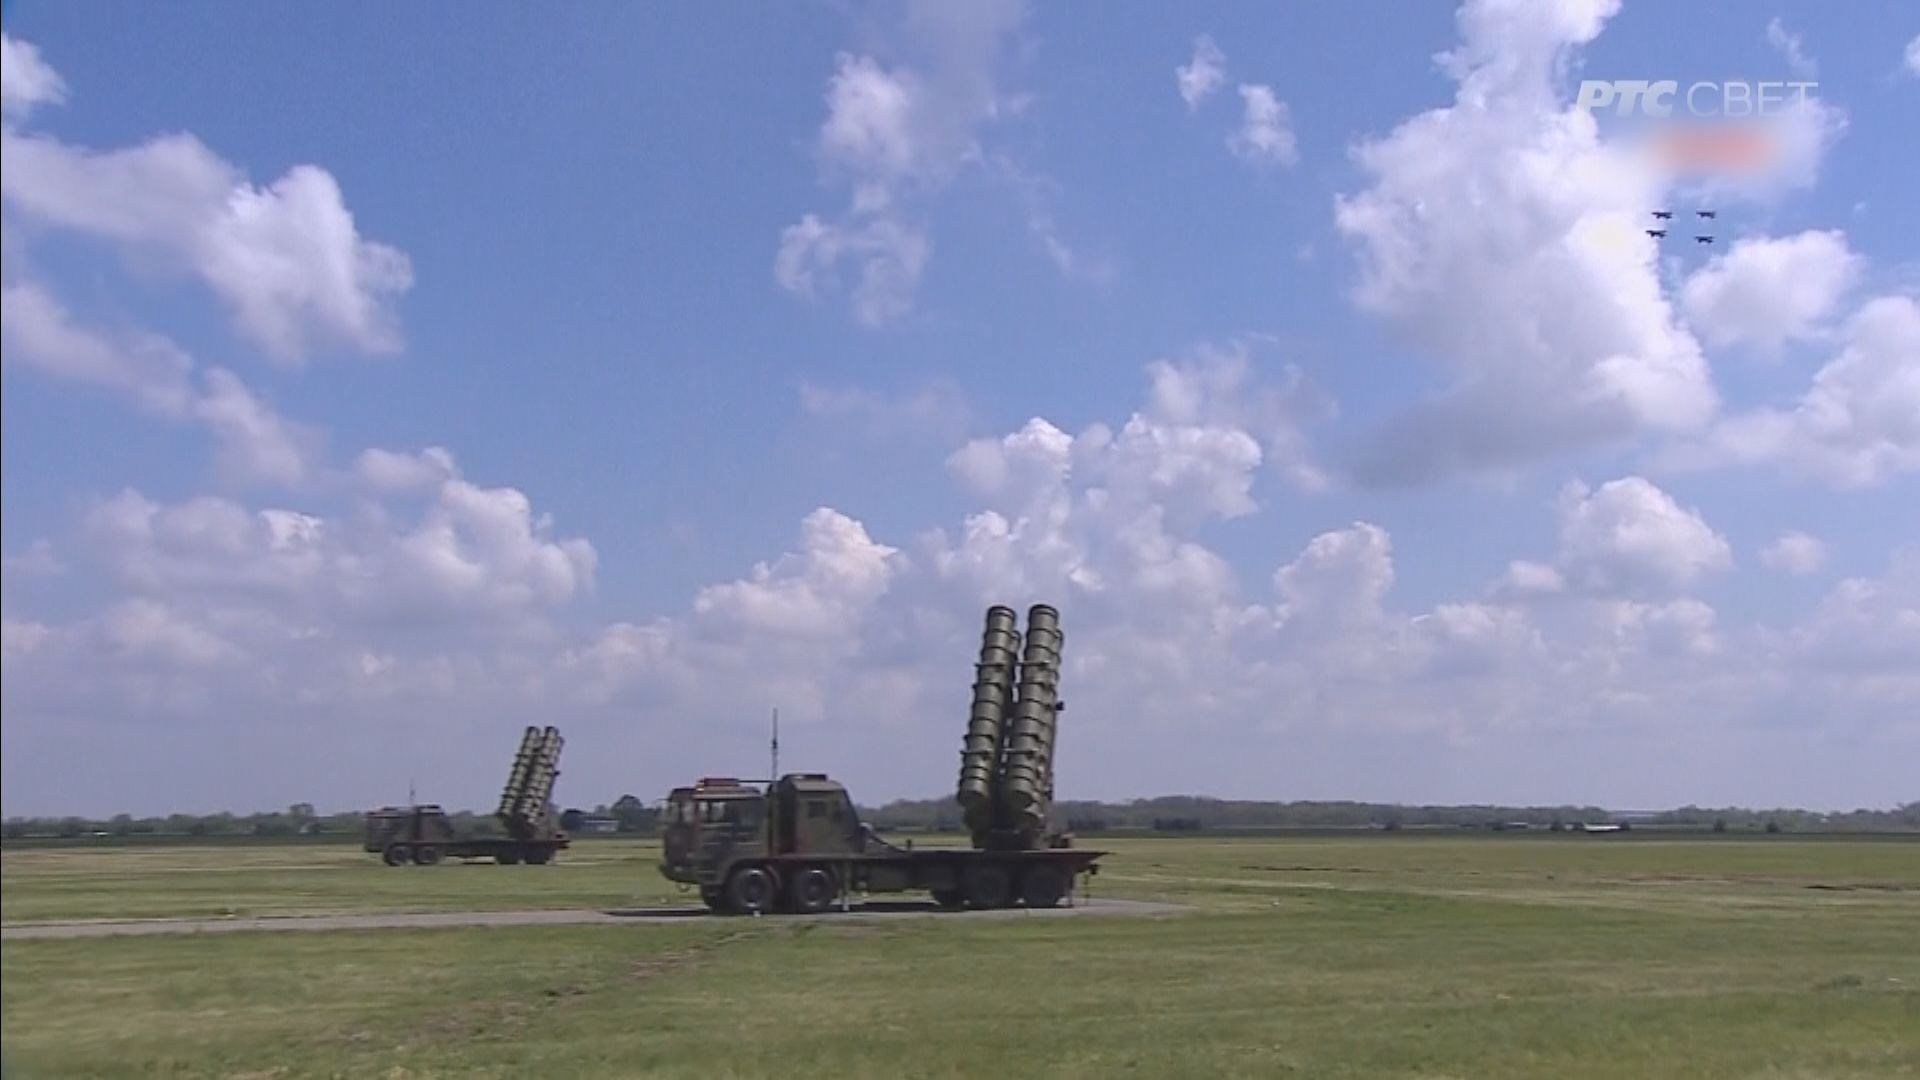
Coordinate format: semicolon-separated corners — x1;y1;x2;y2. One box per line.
495;850;521;865
788;867;836;914
384;844;413;867
700;886;729;913
962;862;1014;909
413;845;444;866
1020;863;1070;908
930;887;965;909
725;866;777;915
525;847;552;865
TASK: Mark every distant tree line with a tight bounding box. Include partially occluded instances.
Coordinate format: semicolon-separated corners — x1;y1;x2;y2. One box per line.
5;796;1915;842
1;794;664;841
858;796;1920;834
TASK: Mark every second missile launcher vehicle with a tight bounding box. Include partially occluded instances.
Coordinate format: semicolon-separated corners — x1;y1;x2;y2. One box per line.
364;726;570;866
657;604;1104;914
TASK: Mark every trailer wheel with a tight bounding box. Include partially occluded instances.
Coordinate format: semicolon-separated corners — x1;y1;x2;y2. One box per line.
788;867;836;914
413;845;444;866
384;844;413;866
725;866;777;915
524;847;552;866
962;862;1014;909
495;850;521;865
1020;864;1070;908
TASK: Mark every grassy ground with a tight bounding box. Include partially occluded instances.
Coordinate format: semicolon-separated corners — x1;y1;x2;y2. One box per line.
0;840;684;924
3;835;1916;1078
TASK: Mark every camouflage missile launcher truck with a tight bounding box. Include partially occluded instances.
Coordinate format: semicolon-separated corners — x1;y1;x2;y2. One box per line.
364;726;570;866
657;604;1104;914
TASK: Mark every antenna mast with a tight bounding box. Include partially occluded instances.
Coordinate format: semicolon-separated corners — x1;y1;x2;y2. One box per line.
770;707;780;781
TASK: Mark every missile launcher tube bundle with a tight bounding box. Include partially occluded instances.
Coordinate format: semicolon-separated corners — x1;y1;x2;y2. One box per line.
954;602;1068;849
519;727;564;821
498;726;564;837
958;606;1020;843
497;727;542;818
999;605;1062;840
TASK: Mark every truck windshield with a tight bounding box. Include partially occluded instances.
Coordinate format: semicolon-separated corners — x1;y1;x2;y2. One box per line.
698;799;759;827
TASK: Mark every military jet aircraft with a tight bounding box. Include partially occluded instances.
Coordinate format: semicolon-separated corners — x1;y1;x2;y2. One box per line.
1651;211;1674;220
1694;235;1715;244
1646;229;1667;238
1697;209;1717;220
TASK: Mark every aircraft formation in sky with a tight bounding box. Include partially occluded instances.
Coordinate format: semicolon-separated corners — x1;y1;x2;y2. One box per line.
1646;209;1715;244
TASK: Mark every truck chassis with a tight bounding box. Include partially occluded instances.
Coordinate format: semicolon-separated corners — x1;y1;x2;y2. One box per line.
689;847;1103;915
378;836;569;867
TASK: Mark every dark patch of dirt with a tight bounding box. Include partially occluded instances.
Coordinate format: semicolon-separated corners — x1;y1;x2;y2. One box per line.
627;928;761;984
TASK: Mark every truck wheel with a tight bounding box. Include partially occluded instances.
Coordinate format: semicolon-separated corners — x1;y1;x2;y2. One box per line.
788;867;837;914
700;886;729;913
962;863;1014;909
525;848;552;865
1020;864;1070;908
725;866;777;915
384;844;413;867
413;845;444;866
495;850;521;865
930;887;965;909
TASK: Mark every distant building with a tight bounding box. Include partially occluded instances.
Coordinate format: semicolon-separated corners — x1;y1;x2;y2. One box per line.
574;816;619;834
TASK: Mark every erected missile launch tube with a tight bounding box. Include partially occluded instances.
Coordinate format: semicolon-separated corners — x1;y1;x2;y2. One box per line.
958;605;1020;846
497;726;542;820
517;726;564;827
999;603;1063;844
498;726;564;837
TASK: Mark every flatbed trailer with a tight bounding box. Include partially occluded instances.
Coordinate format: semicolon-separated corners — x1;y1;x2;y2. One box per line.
725;845;1105;914
378;834;569;867
364;805;569;866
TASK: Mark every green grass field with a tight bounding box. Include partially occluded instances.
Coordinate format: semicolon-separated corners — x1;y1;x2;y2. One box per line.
4;835;1917;1078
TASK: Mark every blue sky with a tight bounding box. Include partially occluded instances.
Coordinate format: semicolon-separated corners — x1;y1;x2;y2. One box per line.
3;1;1916;817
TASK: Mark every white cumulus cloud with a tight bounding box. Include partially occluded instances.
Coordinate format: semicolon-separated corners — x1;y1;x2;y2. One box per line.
1334;0;1714;484
1;282;320;487
1670;295;1920;488
1228;84;1298;166
81;457;595;630
2;71;412;364
775;2;1028;327
0;34;66;119
1681;231;1862;356
1177;36;1226;110
1765;18;1817;80
1760;532;1828;576
1553;477;1732;595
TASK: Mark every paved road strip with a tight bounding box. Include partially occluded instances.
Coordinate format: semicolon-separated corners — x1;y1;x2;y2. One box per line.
2;897;1185;939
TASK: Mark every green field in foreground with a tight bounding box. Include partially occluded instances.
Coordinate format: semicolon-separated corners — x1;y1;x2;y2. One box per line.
0;839;689;924
3;836;1917;1078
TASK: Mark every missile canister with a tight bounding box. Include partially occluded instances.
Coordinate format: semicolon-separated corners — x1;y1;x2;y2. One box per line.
999;604;1062;841
958;605;1020;844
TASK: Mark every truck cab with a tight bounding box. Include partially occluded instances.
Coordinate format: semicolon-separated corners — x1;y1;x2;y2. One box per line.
659;777;762;889
659;774;868;888
363;804;456;859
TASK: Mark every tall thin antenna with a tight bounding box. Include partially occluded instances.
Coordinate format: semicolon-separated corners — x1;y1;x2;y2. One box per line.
770;707;780;780
407;777;416;806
